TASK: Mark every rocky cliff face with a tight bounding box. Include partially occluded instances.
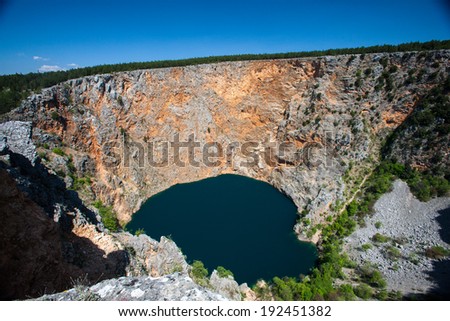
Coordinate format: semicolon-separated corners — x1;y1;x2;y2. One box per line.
383;76;449;174
1;50;449;299
0;121;242;300
4;51;448;230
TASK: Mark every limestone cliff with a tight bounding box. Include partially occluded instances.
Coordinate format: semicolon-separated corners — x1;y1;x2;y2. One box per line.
4;50;448;230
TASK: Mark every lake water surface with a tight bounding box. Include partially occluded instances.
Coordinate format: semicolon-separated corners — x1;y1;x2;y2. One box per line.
127;174;317;285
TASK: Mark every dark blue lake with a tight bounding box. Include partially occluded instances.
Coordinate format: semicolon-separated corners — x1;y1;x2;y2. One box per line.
126;174;317;285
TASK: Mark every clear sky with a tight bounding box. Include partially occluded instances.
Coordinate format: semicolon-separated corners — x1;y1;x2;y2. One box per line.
0;0;449;75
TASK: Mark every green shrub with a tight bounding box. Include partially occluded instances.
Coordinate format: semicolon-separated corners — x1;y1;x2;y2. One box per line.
372;233;390;243
408;253;420;265
117;95;123;106
358;264;386;288
51;111;59;120
37;151;48;161
347;201;358;216
385;246;402;260
190;260;209;286
388;65;398;73
385;76;394;91
52;147;65;156
354;284;373;299
389;290;403;300
368;270;386;288
67;157;76;173
271;277;293;301
375;221;382;229
408;178;431;201
376;289;389;300
361;243;372;251
425;246;450;259
338;284;356;300
72;176;91;191
93;200;119;232
364;68;372;76
216;266;234;278
302;217;311;226
134;228;146;236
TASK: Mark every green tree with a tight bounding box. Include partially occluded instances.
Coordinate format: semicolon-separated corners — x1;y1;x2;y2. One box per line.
216;266;234;278
190;260;209;286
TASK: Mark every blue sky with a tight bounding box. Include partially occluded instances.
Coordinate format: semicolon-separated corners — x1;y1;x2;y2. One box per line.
0;0;449;75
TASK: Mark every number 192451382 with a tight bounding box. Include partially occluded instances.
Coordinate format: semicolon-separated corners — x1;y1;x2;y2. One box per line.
260;305;331;317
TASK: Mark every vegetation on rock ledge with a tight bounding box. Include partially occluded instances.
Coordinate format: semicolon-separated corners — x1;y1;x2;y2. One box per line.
93;200;120;232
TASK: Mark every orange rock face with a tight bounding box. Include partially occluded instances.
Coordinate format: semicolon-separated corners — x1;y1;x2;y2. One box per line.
10;51;449;228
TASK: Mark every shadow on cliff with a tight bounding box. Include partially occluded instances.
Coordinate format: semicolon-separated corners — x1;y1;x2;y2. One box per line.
7;152;98;230
0;154;130;300
421;206;450;300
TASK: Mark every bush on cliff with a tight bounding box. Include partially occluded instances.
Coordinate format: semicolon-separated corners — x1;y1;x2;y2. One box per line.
190;260;209;286
93;200;119;232
216;266;234;278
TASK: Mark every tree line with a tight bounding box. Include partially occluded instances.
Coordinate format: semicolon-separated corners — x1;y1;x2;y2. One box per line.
1;39;449;115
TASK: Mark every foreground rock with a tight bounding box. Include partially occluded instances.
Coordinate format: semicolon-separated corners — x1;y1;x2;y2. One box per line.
0;124;242;300
0;121;36;164
209;270;242;301
345;180;450;298
36;274;227;301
